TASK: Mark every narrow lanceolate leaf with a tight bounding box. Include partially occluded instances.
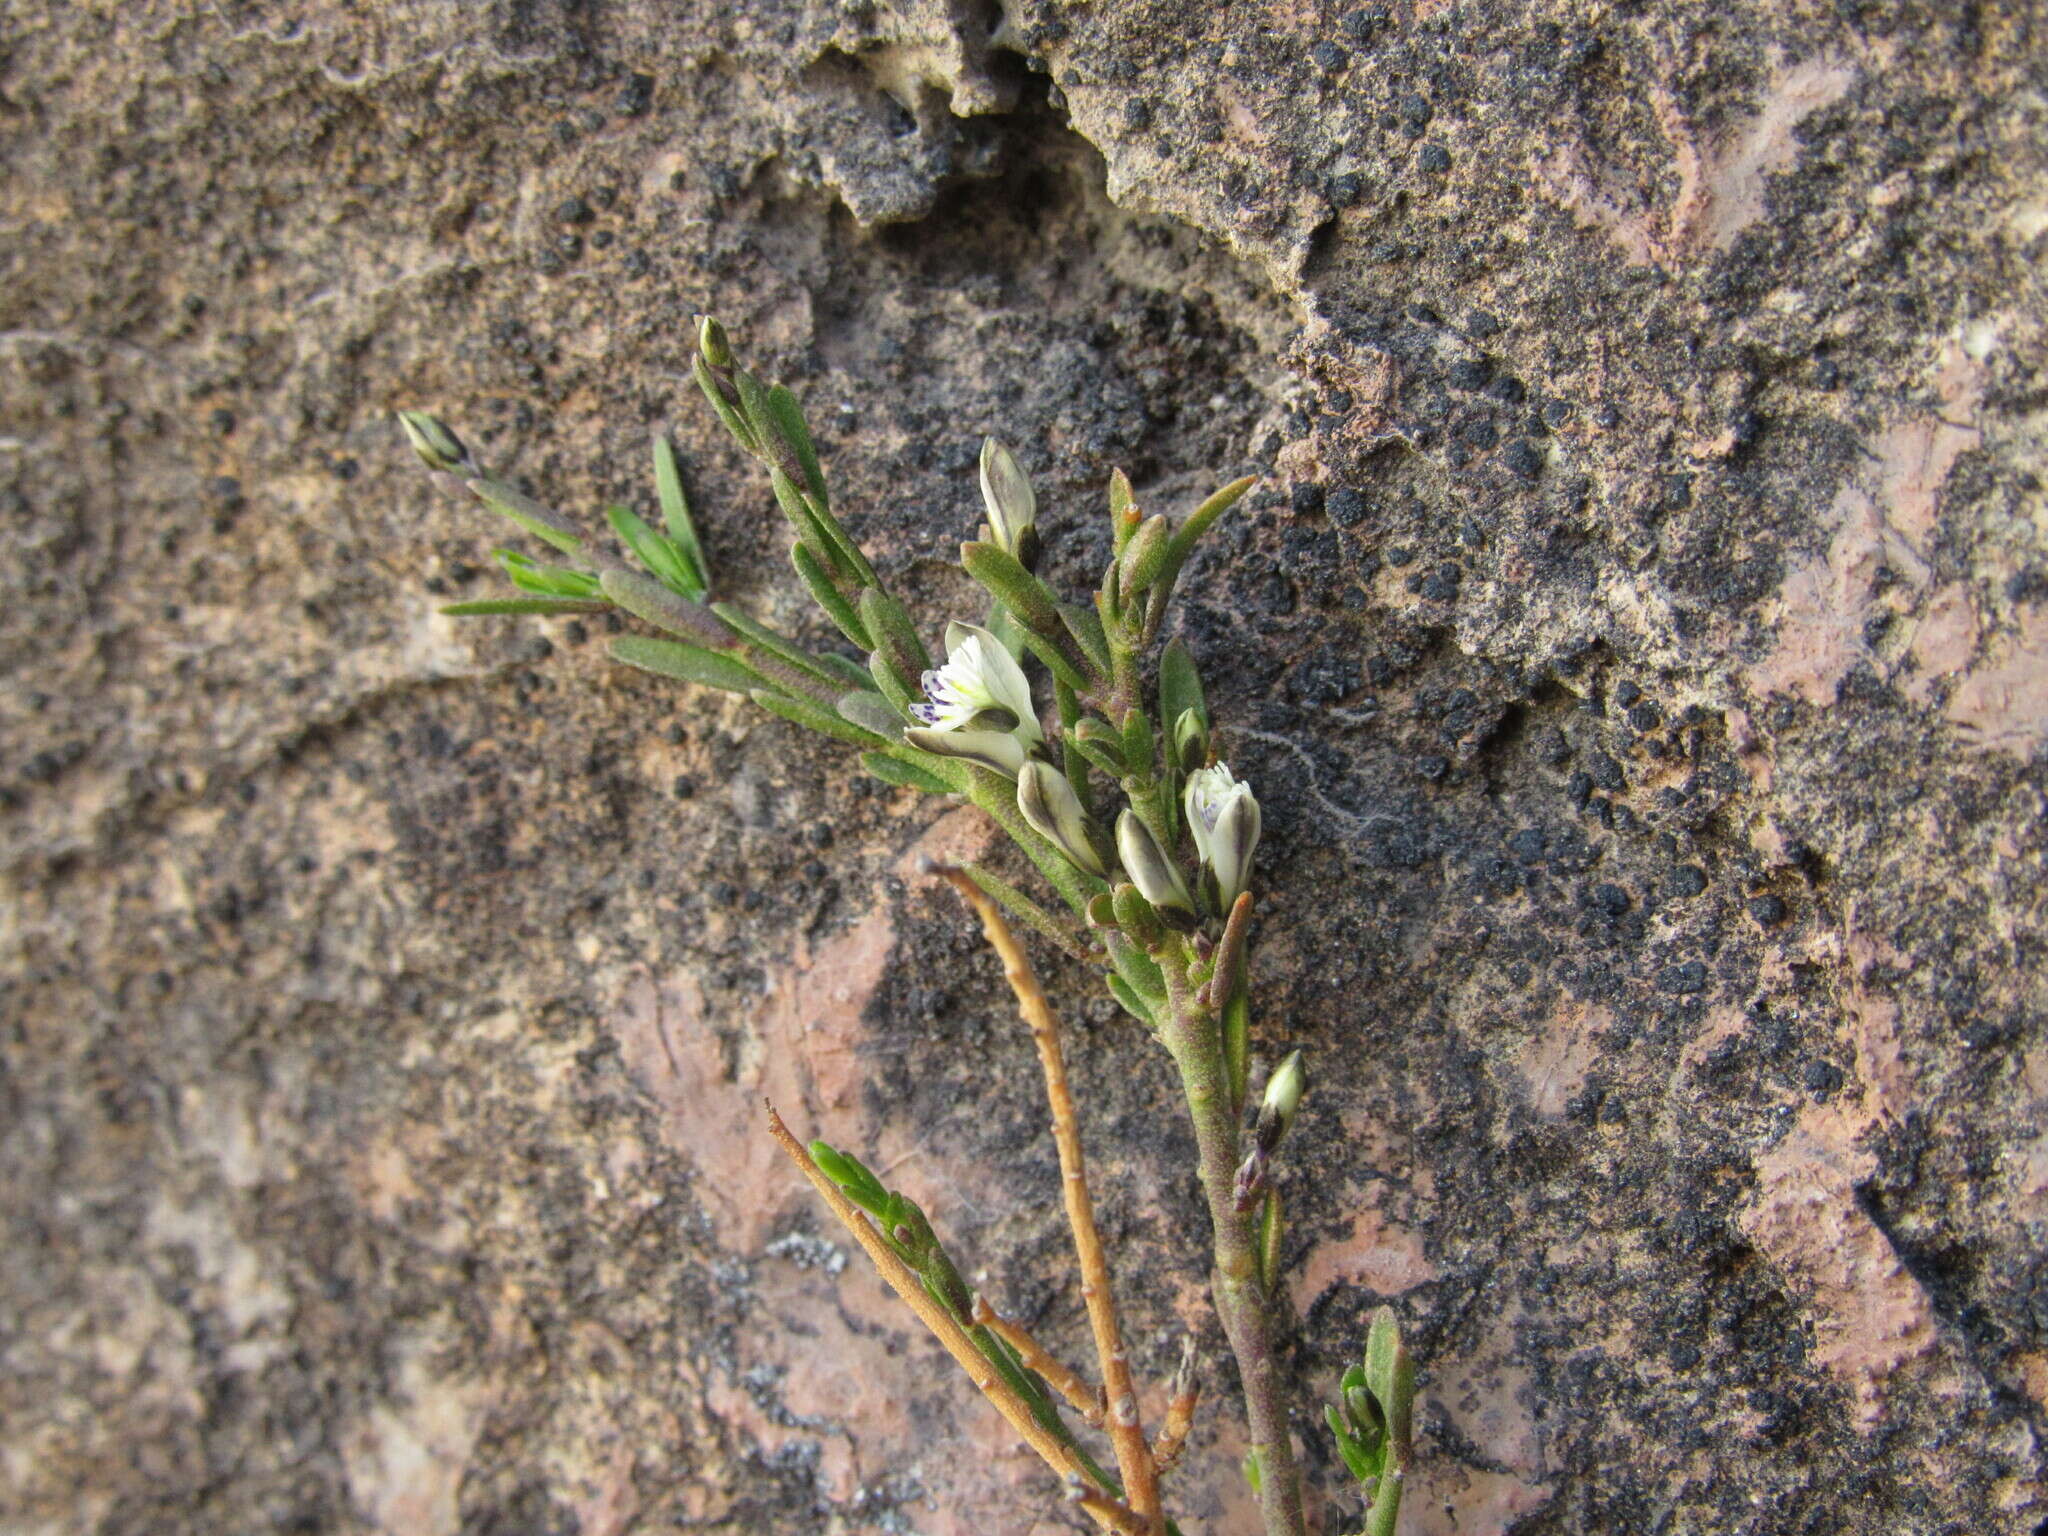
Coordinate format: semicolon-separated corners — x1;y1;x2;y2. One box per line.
1157;474;1256;589
468;477;585;556
652;434;707;576
1059;602;1111;676
770;466;848;580
693;354;759;453
816;652;875;691
809;1140;891;1216
802;485;877;588
1071;718;1127;779
1105;930;1167;1004
763;384;829;511
792;541;872;649
1022;631;1092;694
751;687;890;747
441;597;610;617
960;540;1061;636
1120;707;1156;782
858;588;932;678
712;601;837;685
959;862;1093;964
611;635;763;694
1258;1188;1284;1294
868;649;919;718
608;504;697;597
601;567;728;645
496;548;603;599
1224;988;1251;1115
731;368;785;469
1106;972;1158;1028
1159;636;1209;731
860;750;958;795
836;691;904;742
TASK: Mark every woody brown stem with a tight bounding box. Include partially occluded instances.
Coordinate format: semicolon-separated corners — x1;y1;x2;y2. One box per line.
765;1104;1135;1534
973;1294;1106;1427
937;866;1165;1536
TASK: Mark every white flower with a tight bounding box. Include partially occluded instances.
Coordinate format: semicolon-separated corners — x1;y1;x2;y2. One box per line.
1184;762;1261;909
903;622;1042;776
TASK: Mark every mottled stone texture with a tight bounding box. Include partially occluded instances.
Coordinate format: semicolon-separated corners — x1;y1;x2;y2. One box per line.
3;2;2044;1533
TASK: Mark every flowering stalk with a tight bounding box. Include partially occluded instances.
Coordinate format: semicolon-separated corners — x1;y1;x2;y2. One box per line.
394;319;1415;1536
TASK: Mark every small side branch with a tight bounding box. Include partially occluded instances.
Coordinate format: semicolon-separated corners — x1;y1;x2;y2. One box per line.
935;865;1165;1536
973;1294;1106;1427
1152;1339;1199;1474
765;1104;1132;1535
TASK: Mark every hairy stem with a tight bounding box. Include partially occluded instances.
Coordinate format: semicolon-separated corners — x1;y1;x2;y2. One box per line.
1157;958;1307;1536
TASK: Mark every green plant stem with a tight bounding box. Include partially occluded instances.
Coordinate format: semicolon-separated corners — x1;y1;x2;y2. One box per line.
1157;954;1307;1536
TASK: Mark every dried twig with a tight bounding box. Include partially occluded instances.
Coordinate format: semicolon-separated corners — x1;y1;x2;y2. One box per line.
973;1293;1107;1427
934;863;1165;1536
764;1104;1138;1534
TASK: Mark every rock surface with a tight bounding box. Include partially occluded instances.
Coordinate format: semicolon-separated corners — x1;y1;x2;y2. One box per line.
3;2;2044;1533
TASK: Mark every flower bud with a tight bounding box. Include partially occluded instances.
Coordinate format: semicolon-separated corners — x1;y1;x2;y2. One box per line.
1254;1049;1305;1154
979;438;1041;569
396;410;474;474
696;314;734;367
1017;762;1107;877
1185;763;1261;911
1115;809;1195;922
1172;706;1209;773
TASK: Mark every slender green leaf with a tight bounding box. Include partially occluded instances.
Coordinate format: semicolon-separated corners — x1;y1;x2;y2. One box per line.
837;691;903;741
441;597;609;617
1154;474;1255;599
1105;931;1167;1003
1121;707;1156;781
712;601;837;684
608;504;696;596
1159;636;1209;731
693;355;759;453
495;548;603;599
860;750;956;795
1060;602;1111;677
763;384;829;510
1021;631;1092;694
1258;1187;1283;1294
611;635;762;693
961;540;1061;634
868;650;919;718
601;568;727;645
1224;988;1251;1114
858;588;931;678
651;434;706;575
1107;973;1158;1028
960;862;1093;963
751;687;888;747
769;466;847;579
469;477;585;556
802;486;877;588
816;652;875;690
792;541;872;649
